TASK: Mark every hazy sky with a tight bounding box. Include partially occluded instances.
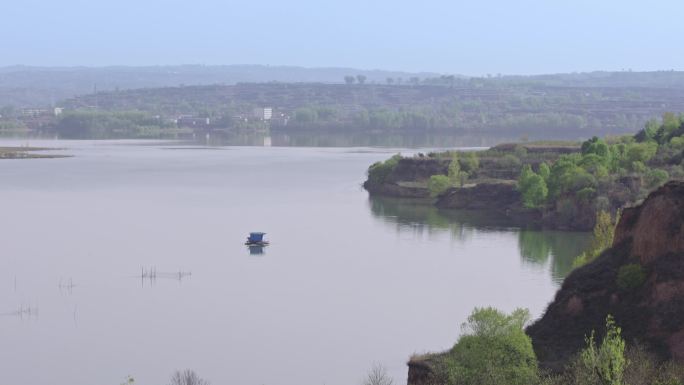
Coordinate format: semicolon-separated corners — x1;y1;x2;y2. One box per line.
3;0;682;75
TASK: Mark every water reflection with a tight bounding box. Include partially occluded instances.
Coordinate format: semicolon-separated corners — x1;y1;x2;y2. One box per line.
368;196;590;282
201;130;583;148
517;230;591;282
368;196;520;231
248;245;266;255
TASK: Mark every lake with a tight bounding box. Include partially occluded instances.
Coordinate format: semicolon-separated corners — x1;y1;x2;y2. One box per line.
0;140;590;385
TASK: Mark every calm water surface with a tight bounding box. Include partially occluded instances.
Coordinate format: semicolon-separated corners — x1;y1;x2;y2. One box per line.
0;140;589;385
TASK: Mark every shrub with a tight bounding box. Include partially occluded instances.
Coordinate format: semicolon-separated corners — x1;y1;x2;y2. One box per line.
362;363;394;385
445;307;538;385
367;154;401;184
646;169;670;189
428;175;451;197
670;135;684;150
625;142;658;164
580;315;626;385
538;162;551;181
621;344;684;385
448;154;468;187
518;166;548;208
169;370;210;385
576;187;597;203
617;263;647;290
573;211;617;268
495;154;522;170
631;161;647;173
582;137;610;159
459;152;480;173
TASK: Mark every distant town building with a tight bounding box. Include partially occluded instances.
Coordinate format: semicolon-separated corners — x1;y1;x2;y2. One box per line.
54;107;64;116
20;108;50;117
252;107;273;121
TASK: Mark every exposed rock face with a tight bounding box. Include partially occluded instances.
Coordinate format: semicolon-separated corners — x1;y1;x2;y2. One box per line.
436;182;521;211
407;357;447;385
363;182;431;198
527;181;684;372
613;182;684;264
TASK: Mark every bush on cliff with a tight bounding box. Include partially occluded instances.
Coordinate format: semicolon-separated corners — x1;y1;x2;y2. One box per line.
616;263;646;291
573;210;618;268
579;315;626;385
519;165;549;208
444;307;538;385
367;154;401;184
428;175;451;197
458;152;480;173
448;154;469;187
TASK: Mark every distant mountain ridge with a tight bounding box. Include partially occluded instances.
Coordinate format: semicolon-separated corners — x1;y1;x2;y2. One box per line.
0;65;441;107
3;65;684;108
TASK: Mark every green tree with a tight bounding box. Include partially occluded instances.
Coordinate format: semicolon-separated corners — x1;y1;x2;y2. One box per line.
580;315;626;385
661;112;682;141
518;165;548;208
582;136;610;158
573;210;617;267
445;307;538;385
448;154;468;187
459;152;480;173
624;142;658;165
538;162;550;181
356;74;367;84
367;154;401;184
344;76;356;85
428;175;451;197
646;169;669;188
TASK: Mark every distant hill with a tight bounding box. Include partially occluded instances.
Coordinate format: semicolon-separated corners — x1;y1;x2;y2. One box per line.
498;70;684;88
0;65;440;107
3;65;684;108
54;82;684;138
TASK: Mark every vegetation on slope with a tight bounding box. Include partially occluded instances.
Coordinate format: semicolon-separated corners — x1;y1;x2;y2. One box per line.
366;113;684;230
48;110;185;139
411;309;684;385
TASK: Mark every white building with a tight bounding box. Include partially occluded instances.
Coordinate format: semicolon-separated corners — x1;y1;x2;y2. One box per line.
253;107;273;121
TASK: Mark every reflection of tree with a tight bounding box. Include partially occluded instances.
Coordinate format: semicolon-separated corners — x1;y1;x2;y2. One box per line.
518;230;592;281
369;196;591;283
368;196;520;242
518;231;553;264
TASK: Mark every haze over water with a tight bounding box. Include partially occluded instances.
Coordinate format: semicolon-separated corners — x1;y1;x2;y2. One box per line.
0;140;589;385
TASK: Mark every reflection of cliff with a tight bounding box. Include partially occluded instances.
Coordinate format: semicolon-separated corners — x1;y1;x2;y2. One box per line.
518;231;591;282
369;196;590;280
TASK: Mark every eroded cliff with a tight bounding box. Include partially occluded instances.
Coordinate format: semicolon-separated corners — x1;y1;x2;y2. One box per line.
527;181;684;371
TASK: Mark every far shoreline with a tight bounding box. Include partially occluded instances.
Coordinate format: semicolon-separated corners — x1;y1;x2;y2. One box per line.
0;146;71;159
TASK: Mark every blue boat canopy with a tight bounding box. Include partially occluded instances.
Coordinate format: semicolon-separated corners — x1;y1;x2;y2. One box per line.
248;232;266;242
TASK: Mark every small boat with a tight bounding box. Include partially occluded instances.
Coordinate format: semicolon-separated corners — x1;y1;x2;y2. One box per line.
245;232;269;246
